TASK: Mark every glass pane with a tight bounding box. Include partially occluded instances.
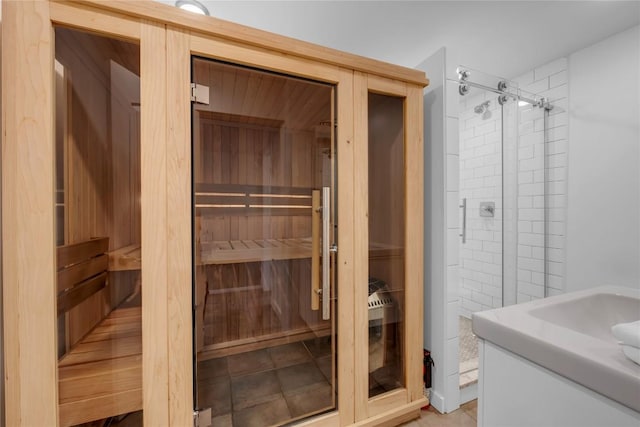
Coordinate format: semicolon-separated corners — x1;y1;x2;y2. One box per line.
503;94;519;307
457;66;528;391
458;88;504;313
54;27;142;426
456;67;514;390
515;88;546;303
192;57;337;426
368;92;405;397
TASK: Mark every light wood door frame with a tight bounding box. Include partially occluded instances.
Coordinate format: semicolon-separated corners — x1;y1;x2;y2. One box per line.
186;33;357;427
2;2;57;424
353;73;426;423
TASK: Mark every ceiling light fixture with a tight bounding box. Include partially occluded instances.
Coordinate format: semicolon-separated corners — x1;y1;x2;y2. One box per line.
175;0;210;16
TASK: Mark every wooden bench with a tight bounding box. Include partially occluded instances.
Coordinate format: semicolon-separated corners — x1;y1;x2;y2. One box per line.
56;238;142;426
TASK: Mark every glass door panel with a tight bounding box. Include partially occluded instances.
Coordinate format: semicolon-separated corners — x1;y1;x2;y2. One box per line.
367;93;406;397
191;57;337;426
54;27;142;426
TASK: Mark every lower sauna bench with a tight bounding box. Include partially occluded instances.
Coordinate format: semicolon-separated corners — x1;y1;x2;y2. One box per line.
58;306;142;426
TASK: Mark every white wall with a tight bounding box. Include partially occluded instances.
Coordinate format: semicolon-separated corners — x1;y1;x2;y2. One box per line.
418;47;462;414
419;21;637;421
566;25;640;292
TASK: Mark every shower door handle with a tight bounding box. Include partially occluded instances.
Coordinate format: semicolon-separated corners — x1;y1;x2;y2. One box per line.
321;187;331;320
460;198;467;244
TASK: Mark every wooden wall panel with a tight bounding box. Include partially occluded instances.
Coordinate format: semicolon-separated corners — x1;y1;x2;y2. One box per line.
195;119;318;243
200;259;324;351
166;26;193;426
404;85;425;402
353;71;370;421
79;0;427;86
336;68;356;425
141;19;169;426
2;1;58;425
50;1;140;41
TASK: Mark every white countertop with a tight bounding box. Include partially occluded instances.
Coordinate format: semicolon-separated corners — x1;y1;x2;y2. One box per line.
473;285;640;412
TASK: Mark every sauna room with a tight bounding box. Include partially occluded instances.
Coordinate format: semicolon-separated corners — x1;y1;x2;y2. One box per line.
49;21;410;427
3;1;426;426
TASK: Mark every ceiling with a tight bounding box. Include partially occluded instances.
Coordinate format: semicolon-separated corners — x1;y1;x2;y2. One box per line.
155;1;639;79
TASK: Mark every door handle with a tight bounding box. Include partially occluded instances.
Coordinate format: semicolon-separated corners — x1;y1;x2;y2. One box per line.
311;190;321;311
321;186;331;320
460;198;467;244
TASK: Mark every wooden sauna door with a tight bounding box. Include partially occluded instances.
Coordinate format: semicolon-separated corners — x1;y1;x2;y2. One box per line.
191;57;338;425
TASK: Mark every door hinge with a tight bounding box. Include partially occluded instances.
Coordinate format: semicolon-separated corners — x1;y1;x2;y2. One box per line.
193;408;212;427
191;83;210;105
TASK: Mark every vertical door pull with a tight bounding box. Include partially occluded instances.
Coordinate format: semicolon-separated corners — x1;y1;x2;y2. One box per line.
322;187;331;320
459;198;467;244
311;190;321;310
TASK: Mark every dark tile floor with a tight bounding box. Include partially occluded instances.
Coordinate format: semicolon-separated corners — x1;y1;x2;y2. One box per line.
80;335;476;427
198;338;335;427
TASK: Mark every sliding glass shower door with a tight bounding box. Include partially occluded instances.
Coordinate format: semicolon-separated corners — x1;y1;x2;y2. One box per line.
457;68;518;317
456;65;557;393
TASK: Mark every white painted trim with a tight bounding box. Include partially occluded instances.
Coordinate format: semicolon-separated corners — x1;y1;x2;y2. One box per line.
459;383;477;405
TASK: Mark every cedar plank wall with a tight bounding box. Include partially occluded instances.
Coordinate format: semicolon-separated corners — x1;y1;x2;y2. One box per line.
55;28;141;348
195;119;318;241
193;60;332;350
193;58;329;242
195;119;325;349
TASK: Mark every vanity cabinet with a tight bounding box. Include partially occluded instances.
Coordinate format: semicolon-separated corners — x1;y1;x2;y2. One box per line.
2;1;427;426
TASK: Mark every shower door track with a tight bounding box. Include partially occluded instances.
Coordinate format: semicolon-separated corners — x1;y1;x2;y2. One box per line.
457;79;552;110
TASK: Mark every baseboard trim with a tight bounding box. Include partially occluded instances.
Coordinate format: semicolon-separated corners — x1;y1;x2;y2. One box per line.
460;382;478;404
428;389;445;413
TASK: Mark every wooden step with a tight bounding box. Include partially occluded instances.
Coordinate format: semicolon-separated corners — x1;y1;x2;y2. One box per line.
58;306;142;426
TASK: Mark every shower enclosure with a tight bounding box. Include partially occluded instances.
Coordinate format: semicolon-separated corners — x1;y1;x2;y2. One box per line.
455;66;554;391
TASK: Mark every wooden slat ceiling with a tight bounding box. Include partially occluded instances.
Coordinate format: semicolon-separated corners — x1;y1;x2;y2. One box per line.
55;27;140;82
193;58;332;132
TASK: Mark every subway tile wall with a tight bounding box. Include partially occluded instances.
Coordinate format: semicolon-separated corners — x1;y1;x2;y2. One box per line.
514;57;568;303
459;89;504;317
458;58;568;318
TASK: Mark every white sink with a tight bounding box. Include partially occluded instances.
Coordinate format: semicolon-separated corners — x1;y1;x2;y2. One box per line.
529;292;640;343
473;285;640;413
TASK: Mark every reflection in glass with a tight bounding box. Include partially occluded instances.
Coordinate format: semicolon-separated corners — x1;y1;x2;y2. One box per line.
367;93;405;397
191;58;337;425
54;27;142;426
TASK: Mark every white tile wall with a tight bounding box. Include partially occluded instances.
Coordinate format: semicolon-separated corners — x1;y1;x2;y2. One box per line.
516;58;568;300
458;58;568;317
458;90;503;317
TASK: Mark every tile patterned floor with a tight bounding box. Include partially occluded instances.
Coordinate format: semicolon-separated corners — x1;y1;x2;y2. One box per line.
459;316;479;388
200;338;335;427
80;334;477;427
